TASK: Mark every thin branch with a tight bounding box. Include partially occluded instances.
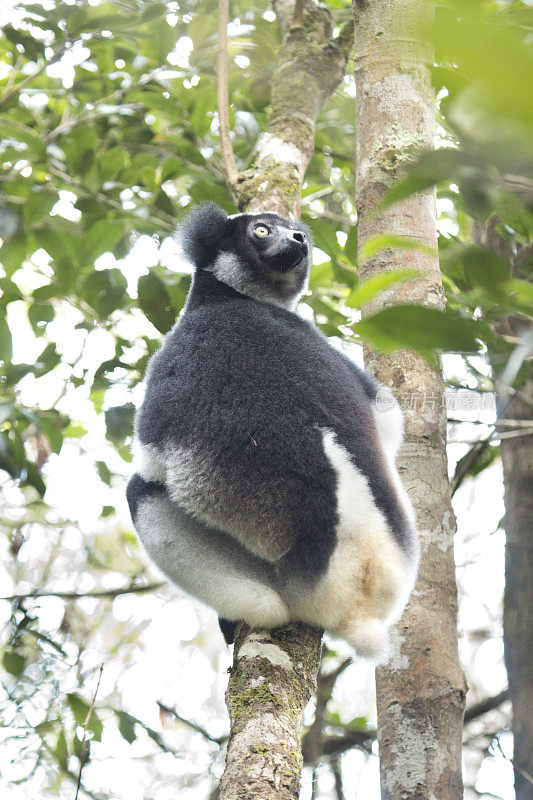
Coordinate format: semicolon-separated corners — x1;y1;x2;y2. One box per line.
47;165;175;232
331;18;355;60
157;701;227;745
464;689;510;723
0;43;70;110
2;581;165;603
217;0;239;187
450;438;491;497
331;756;346;800
302;657;352;764
74;665;104;800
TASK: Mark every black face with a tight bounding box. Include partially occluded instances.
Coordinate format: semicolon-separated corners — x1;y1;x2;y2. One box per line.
178;203;312;306
245;216;309;273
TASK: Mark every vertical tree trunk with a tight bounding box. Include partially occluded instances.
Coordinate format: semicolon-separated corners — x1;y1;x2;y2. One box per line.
218;3;353;798
501;378;533;800
352;2;466;798
474;220;533;800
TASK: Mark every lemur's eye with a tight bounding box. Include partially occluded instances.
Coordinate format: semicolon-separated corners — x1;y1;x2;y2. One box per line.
254;224;270;237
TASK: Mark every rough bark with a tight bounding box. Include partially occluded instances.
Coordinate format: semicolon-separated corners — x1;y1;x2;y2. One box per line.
352;2;466;798
218;3;353;798
474;220;533;800
501;377;533;800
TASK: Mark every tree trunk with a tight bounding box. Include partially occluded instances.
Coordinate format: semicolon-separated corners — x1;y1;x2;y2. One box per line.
218;3;353;798
352;2;466;798
474;219;533;800
501;377;533;800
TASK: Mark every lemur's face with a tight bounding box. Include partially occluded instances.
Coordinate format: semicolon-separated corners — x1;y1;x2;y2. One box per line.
244;215;309;274
209;212;311;308
178;203;312;309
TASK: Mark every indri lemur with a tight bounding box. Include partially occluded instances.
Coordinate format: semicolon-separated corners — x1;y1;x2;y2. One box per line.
127;203;419;661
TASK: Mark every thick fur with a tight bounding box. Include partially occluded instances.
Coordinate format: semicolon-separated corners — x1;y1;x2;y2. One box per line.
127;204;419;661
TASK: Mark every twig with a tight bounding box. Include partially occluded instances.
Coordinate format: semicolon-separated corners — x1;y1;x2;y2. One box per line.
217;0;239;187
157;701;227;745
74;665;104;800
331;756;346;800
0;43;70;110
464;689;510;723
2;581;165;602
47;165;175;231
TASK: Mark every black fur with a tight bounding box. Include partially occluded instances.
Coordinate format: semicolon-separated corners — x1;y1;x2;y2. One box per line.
218;617;237;645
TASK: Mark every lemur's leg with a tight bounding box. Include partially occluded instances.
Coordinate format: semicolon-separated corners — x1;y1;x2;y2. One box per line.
279;430;416;662
126;475;290;629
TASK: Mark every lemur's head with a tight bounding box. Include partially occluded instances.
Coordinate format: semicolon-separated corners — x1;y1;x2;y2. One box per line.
178;202;312;309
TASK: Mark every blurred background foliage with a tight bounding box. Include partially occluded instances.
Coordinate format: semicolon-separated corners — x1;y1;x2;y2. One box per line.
0;0;531;798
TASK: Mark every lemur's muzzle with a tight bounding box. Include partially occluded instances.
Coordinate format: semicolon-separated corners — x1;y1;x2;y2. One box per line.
279;229;308;271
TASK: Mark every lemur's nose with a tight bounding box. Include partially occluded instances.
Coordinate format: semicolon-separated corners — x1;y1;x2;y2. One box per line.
292;231;306;245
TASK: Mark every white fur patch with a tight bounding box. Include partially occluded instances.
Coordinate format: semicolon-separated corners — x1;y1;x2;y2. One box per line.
321;428;389;539
286;429;414;661
372;388;404;460
371;395;417;530
209;251;298;310
135;494;290;627
133;440;167;483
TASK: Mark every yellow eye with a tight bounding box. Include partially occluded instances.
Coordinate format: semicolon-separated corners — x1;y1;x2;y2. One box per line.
254;224;270;237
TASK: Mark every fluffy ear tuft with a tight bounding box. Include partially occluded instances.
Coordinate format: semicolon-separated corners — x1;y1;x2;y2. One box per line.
178;203;229;269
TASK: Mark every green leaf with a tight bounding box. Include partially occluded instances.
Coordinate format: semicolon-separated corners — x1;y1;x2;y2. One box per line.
35;343;61;376
54;730;68;770
353;304;490;360
0;234;28;275
24;462;46;495
462;245;509;292
99;147;128;180
96;460;112;486
378;149;465;212
0;316;13;362
344;225;358;263
0;122;45;158
67;693;103;742
67;693;91;725
346;270;420;309
129;91;183;121
3;24;45;60
141;2;167;22
23;189;57;226
28;302;54;332
105;404;134;444
305;217;340;260
118;712;137;744
137;272;176;334
358;234;436;264
80;269;127;317
82;220;125;263
2;650;26;677
61;126;98;175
